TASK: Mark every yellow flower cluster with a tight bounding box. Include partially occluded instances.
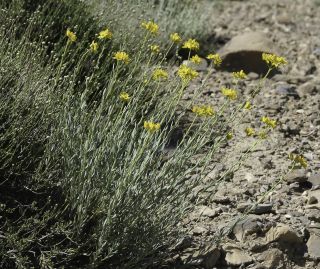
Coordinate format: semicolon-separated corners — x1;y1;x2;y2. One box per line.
66;29;77;42
170;32;182;43
182;39;200;51
245;127;255;137
232;70;247;79
207;53;222;66
144;121;161;132
149;44;160;54
289;153;307;168
178;65;199;82
261;116;277;129
141;21;159;35
152;68;168;81
190;55;202;65
113;51;130;64
192;105;214;117
119;92;130;102
262;53;287;68
90;41;98;53
98;28;113;39
243;101;251;110
226;132;233;140
221;87;237;100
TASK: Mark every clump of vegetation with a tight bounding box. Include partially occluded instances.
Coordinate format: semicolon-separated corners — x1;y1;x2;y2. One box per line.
0;0;295;268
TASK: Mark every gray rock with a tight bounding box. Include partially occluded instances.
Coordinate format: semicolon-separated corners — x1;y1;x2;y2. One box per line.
198;206;220;218
223;244;253;266
265;224;302;244
306;207;320;222
192;226;208;235
307;233;320;260
218;32;279;74
277;13;293;25
212;195;230;204
297;81;317;97
237;202;273;214
275;84;298;97
285;169;308;183
258;248;283;269
181;245;221;268
233;216;261;241
308;173;320;187
308;190;320;204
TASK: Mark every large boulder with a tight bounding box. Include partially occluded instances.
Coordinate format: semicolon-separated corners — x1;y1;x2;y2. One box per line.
218;32;280;74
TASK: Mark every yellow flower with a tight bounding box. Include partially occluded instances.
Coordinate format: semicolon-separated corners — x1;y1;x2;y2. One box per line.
170;32;182;43
261;116;277;129
221;87;237;100
144;121;161;132
152;68;168;81
178;64;198;82
141;21;159;35
289;153;307;168
149;44;160;54
207;53;222;66
98;28;112;40
233;70;247;79
262;53;287;68
113;51;130;64
226;132;233;140
245;127;255;137
90;40;98;53
182;39;200;51
192;105;214;117
66;29;77;42
119;92;130;102
243;101;251;110
190;55;202;65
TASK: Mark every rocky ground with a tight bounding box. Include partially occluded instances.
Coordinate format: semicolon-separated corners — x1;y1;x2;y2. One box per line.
166;0;320;268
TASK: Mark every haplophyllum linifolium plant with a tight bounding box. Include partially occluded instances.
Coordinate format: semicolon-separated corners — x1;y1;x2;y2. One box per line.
49;22;241;263
50;19;303;265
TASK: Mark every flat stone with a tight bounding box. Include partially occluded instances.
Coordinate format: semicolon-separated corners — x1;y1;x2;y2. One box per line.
307;234;320;260
265;224;302;244
212;195;231;204
285;169;308;183
237;202;273;214
224;244;253;266
258;248;283;269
